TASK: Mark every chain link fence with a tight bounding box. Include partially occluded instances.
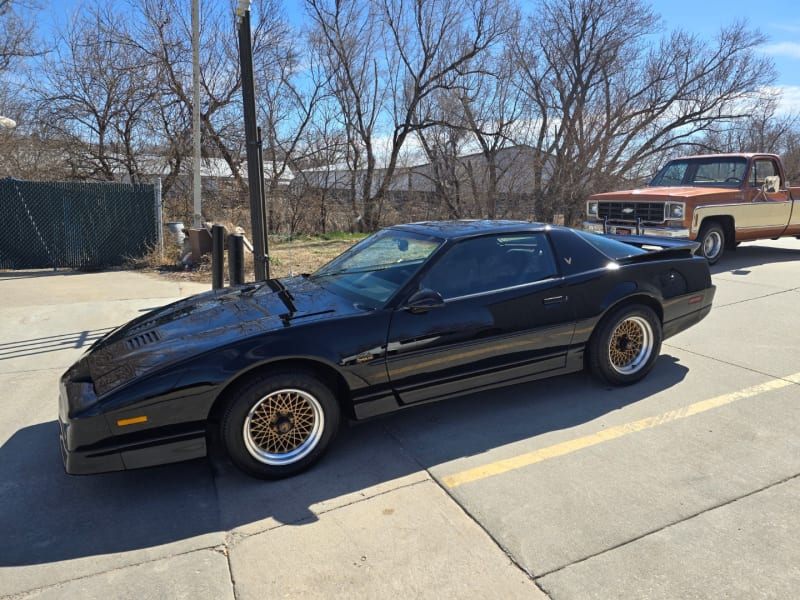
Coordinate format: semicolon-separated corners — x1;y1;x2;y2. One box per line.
0;178;161;270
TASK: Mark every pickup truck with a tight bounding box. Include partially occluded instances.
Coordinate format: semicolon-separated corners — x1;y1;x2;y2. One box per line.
583;153;800;263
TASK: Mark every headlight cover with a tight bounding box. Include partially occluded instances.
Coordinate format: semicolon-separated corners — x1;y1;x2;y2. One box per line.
665;202;685;220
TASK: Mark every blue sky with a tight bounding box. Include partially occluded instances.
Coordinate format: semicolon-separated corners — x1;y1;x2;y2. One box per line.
39;0;800;110
655;0;800;110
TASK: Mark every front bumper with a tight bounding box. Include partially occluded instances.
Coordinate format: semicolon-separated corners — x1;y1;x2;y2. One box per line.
59;415;207;474
583;221;690;238
59;372;207;475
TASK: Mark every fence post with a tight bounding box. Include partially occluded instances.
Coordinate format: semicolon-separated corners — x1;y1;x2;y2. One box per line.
228;233;245;286
212;224;224;289
155;178;163;259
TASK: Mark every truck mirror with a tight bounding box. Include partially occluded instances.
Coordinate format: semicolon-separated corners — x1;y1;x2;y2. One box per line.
763;175;780;194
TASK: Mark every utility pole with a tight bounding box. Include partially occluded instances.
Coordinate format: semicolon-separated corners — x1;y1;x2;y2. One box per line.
192;0;202;228
236;0;269;280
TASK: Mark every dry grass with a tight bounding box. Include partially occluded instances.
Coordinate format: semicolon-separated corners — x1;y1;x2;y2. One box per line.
267;238;361;277
133;235;363;284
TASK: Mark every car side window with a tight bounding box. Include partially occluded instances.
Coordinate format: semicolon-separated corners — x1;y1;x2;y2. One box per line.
420;233;558;299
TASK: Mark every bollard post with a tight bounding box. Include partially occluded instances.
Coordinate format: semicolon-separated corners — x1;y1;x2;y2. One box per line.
211;224;224;289
228;233;245;286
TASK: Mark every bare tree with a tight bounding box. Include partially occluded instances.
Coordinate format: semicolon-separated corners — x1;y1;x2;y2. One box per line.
305;0;382;230
512;0;776;224
0;0;38;73
127;0;245;196
307;0;511;230
412;87;510;219
456;43;526;218
32;4;157;181
252;1;330;236
281;101;350;235
699;92;800;183
414;109;471;218
15;0;794;235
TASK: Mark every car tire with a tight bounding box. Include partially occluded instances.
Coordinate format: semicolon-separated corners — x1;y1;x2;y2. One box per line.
589;304;662;386
220;369;340;479
697;222;725;265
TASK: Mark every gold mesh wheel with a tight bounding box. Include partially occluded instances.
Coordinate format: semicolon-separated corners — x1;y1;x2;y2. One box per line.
243;388;324;466
608;315;654;375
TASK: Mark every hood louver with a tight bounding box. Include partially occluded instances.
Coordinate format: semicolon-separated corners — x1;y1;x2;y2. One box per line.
125;330;161;351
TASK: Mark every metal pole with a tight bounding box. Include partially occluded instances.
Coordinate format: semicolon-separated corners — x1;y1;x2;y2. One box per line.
257;126;270;278
192;0;202;228
237;5;268;281
228;233;245;286
211;224;224;289
155;177;163;259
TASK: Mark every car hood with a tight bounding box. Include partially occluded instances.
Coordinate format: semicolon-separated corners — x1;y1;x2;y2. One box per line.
84;276;360;397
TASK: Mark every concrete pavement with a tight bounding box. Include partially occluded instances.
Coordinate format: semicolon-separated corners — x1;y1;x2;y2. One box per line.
2;238;799;599
0;269;541;599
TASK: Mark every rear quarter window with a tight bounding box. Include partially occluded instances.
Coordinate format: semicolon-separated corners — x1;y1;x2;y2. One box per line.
575;230;648;259
548;229;646;275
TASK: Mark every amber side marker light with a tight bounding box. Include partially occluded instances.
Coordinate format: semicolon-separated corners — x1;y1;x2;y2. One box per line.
117;416;148;427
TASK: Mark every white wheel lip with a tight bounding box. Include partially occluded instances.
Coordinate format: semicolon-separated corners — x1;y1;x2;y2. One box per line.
608;315;655;375
243;388;325;466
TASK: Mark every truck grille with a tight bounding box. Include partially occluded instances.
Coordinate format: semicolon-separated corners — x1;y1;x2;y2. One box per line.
598;202;664;223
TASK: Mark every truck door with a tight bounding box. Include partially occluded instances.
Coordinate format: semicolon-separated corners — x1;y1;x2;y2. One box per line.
738;158;793;238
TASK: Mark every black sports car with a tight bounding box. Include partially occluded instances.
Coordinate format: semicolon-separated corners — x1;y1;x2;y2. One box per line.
59;220;715;479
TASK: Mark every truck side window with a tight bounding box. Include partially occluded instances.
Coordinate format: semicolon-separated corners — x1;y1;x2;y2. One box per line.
750;160;779;188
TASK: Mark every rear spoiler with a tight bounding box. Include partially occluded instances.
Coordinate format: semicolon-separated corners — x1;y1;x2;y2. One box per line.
606;234;701;262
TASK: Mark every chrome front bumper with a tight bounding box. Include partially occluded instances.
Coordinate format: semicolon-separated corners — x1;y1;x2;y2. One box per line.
583;221;690;238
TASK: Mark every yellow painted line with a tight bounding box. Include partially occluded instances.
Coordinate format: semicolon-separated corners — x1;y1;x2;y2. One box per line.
442;373;800;489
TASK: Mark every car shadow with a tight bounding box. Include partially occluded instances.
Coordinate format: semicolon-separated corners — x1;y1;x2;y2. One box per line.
0;356;688;567
711;242;800;275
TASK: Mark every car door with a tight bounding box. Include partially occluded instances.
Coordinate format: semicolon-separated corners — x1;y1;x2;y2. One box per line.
385;232;577;405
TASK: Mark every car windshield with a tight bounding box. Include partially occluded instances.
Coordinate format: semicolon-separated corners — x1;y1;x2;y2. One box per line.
650;157;748;187
309;229;442;307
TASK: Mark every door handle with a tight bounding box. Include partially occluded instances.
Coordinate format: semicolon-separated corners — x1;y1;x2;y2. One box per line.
543;295;567;305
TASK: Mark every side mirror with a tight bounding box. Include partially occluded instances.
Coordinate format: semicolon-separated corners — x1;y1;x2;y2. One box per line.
763;175;780;194
404;288;445;313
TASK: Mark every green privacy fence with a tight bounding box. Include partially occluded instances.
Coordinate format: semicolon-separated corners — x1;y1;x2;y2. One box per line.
0;178;161;270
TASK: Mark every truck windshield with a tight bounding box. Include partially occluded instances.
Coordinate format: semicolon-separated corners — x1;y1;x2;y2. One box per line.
650;157;748;187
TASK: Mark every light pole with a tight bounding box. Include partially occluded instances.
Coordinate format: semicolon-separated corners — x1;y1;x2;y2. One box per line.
236;0;269;280
192;0;202;228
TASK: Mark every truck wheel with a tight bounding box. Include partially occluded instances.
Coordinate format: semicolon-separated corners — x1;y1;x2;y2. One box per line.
698;223;725;265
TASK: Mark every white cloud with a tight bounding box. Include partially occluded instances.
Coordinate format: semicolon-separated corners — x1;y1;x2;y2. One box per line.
768;22;800;35
762;85;800;114
774;85;800;114
762;41;800;59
